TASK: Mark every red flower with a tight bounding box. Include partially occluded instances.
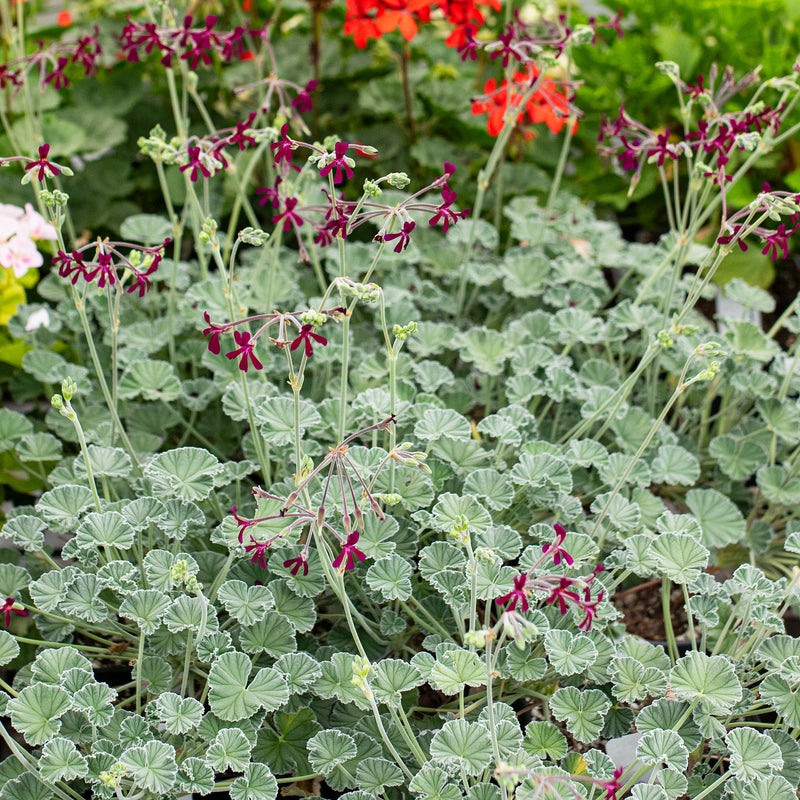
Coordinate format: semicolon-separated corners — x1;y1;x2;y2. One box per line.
245;537;269;569
0;597;27;628
25;144;60;181
284;554;309;576
57;9;72;26
226;330;263;372
495;573;530;612
542;523;574;566
290;324;327;358
332;531;366;570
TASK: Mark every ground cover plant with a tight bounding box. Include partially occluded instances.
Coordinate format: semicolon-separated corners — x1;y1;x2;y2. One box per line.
2;2;800;800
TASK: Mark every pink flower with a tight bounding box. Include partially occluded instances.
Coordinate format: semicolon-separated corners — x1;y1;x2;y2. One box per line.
0;236;44;278
495;573;530;612
542;523;574;566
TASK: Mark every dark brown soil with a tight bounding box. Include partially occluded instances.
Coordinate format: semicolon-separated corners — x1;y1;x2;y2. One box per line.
613;578;689;643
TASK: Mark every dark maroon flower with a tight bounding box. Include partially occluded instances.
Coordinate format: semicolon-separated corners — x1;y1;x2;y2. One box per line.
226;330;263;372
25;144;60;181
270;123;295;165
53;249;88;284
231;505;255;544
292;79;317;113
761;219;797;260
284;554;309;576
289;324;327;358
542;523;574;566
245;537;269;569
272;197;304;232
319;141;353;185
382;219;416;253
332;531;366;571
256;177;282;209
180;145;213;182
227;112;258;151
0;597;27;628
489;28;522;67
203;311;223;354
544;577;581;615
87;252;116;289
495;573;530;613
44;56;70;89
685;74;705;98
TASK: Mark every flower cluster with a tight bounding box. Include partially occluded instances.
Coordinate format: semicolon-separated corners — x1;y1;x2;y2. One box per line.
0;27;101;96
0;203;57;279
202;307;345;372
120;14;261;67
599;65;784;197
495;523;605;632
53;237;170;296
230;419;395;576
471;66;577;137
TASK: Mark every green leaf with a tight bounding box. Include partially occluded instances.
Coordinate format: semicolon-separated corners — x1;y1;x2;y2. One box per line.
373;659;424;707
458;327;510;375
757;398;800;443
154;692;204;735
757;465;800;505
274;652;321;695
119;359;181;402
267;580;316;632
208;727;252;772
16;433;61;462
356;758;404;793
39;737;88;782
431;493;492;535
545;630;598;676
429;719;493;775
366;555;413;600
254;708;321;774
72;682;117;726
591;492;641;532
726;727;783;780
669;651;742;713
463;469;515;511
75;511;135;550
429;649;486;695
724;321;780;362
414;408;471;441
410;766;463;800
120;740;177;794
685;488;746;548
522;721;567;761
549;687;610;743
738;775;796;800
611;657;666;703
230;763;279;800
0;773;53;800
218;580;273;626
8;683;71;745
36;484;94;533
120;589;171;635
239;613;297;658
31;647;91;685
75;445;133;479
255;397;322;446
144;447;223;501
179;758;215;795
308;730;358;773
1;515;45;551
120;213;172;245
649;533;709;584
636;699;702;752
636;729;689;771
650;445;700;486
709;434;767;480
0;630;19;666
0;408;33;451
209;652;289;721
164;594;209;633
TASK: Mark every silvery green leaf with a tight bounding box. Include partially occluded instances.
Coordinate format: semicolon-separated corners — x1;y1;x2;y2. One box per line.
476;414;522;446
724;278;775;312
8;683;71;744
650;445;700;486
254;708;320;774
230;763;279;800
380;608;407;635
463;470;515;512
120;213;171;244
144;447;223;501
164;594;209;633
72;683;117;726
549;687;610;743
308;729;358;773
0;407;33;450
373;659;423;707
432;437;490;471
120;740;177;794
357;758;404;793
758;635;800;678
409;765;462;800
0;773;52;800
31;647;91;685
122;496;165;530
726;727;783;780
545;630;598;676
764;730;800;785
430;649;485;695
685;488;746;548
144;549;198;591
475;561;516;601
208;727;252;772
412;360;454;392
0;630;19;666
266;580;316;632
476;525;522;560
120;590;170;635
16;432;62;462
430;719;493;775
670;652;742;713
522;721;567;760
511;453;571;494
723;321;780;362
502;641;547;682
366;555;413;601
255;397;322;446
624;534;658;576
97;560;138;594
502;251;549;297
420;541;466;578
157;498;205;540
414;408;471;441
59;666;92;695
636;729;688;771
35;484;94;532
736;775;796;800
74;445;132;479
758;674;800;726
591;492;641;532
757;398;800;443
219;580;273;626
637;699;701;751
708;434;766;480
197;631;234;662
76;511;135;550
239;613;297;658
2;515;45;551
649;533;709;583
178;757;215;795
431;493;492;535
551;307;605;344
60;573;108;623
458;327;510;375
155;692;204;734
611;656;666;703
568;439;609;469
209;652;289;721
631;786;667;800
39;737;88;782
376;465;435;510
757;465;800;505
618;636;671;672
274;652;321;694
118;359;181;402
